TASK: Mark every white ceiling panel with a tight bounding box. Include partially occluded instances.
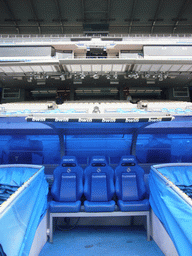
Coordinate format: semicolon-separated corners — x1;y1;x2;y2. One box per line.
41;65;58;72
92;65;102;72
31;66;43;72
81;65;92;72
159;65;172;72
102;65;112;72
122;65;128;72
169;65;182;72
20;66;33;72
133;65;140;72
178;65;192;72
150;65;163;72
9;66;23;73
187;66;192;72
139;65;152;72
66;65;72;72
112;64;123;72
0;66;15;73
71;65;82;72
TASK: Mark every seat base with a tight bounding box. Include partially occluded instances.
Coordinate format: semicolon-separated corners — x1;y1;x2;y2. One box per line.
49;208;151;243
49;200;81;213
117;198;150;212
84;200;115;212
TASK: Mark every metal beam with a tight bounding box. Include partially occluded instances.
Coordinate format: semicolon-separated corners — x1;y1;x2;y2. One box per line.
85;11;107;13
107;0;111;22
1;0;20;33
0;23;191;30
151;0;164;34
28;0;42;34
54;0;64;34
128;0;138;34
82;0;85;22
172;0;190;34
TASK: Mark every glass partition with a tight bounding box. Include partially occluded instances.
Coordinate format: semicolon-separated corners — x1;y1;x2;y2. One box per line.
136;133;192;164
0;135;61;165
65;134;132;165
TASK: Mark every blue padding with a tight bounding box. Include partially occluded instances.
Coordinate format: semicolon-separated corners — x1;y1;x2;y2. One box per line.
91;173;108;202
51;156;83;203
84;156;115;202
84;156;115;212
118;199;150;211
60;173;76;202
149;164;192;256
122;173;139;201
0;165;48;256
0;184;19;205
115;155;146;201
49;200;81;213
84;200;115;212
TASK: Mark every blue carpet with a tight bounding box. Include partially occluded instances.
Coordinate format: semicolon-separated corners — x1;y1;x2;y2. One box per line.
40;226;164;256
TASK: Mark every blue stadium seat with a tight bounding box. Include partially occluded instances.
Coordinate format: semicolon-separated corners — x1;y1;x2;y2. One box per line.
84;156;115;212
49;156;83;212
115;156;149;211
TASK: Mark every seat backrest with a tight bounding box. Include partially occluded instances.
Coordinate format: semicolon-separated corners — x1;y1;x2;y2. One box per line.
51;156;83;202
115;156;146;201
84;156;115;202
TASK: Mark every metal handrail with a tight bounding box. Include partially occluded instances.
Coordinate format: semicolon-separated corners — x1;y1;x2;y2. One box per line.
0;33;192;40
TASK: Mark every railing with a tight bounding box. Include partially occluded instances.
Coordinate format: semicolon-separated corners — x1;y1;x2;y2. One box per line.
0;33;192;38
0;33;192;44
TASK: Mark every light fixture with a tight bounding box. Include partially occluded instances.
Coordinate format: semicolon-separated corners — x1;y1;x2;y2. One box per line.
80;72;85;79
93;72;99;79
27;76;33;82
128;72;139;79
152;73;158;79
50;76;60;80
146;79;156;84
67;74;72;79
128;73;133;78
13;76;23;81
158;73;163;81
73;79;82;84
164;73;168;79
37;80;46;85
113;72;118;79
60;74;65;81
145;73;150;79
33;72;48;80
133;73;139;79
110;80;119;85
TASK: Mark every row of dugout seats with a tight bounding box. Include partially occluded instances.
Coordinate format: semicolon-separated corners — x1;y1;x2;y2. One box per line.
49;155;150;213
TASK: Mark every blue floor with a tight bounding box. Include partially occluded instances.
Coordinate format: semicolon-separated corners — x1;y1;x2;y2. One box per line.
40;226;164;256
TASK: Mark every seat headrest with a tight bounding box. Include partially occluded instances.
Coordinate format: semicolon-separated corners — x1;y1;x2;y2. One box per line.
61;156;78;167
90;156;108;167
119;156;137;166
